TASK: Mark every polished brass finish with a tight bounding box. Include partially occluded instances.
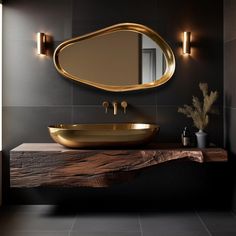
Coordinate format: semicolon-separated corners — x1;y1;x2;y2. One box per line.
183;31;191;54
112;101;118;115
48;123;159;148
102;101;109;114
37;32;46;55
53;23;175;92
121;101;128;114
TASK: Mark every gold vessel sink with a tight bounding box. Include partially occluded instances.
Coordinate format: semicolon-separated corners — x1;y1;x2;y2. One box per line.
48;123;159;148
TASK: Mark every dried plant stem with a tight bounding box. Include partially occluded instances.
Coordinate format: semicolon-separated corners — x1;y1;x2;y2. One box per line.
178;83;218;131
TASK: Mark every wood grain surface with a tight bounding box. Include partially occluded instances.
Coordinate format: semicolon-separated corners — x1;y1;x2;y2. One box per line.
10;143;227;188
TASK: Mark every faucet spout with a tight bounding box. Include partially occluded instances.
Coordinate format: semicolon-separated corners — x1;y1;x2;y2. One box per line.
112;101;118;115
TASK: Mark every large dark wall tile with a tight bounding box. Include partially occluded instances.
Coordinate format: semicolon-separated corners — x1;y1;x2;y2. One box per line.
155;0;223;107
3;0;73;107
224;108;236;156
156;105;223;145
3;40;72;106
156;59;223;106
224;0;236;42
224;39;236;108
72;84;157;106
3;0;72;41
72;0;159;36
3;106;72;151
155;106;192;143
72;105;156;124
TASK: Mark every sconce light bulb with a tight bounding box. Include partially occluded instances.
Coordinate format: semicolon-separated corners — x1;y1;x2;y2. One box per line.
183;31;191;54
37;32;46;55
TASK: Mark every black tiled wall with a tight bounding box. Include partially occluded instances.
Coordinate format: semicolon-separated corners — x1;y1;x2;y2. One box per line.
2;0;226;206
224;0;236;212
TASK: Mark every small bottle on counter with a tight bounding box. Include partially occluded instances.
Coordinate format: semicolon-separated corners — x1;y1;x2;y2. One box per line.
181;126;191;147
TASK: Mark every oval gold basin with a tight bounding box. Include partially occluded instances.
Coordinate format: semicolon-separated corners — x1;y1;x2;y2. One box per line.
48;123;159;148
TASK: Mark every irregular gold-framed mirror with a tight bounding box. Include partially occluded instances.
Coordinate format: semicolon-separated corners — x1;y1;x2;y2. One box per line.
53;23;175;92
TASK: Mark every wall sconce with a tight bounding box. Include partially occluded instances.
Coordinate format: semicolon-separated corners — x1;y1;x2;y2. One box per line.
37;32;46;55
183;31;191;54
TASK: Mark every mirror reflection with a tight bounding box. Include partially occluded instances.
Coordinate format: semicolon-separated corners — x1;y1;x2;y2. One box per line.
58;31;166;86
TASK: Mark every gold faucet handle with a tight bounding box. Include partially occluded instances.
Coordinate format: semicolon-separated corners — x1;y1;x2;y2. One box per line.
102;101;109;114
121;101;128;114
112;101;118;115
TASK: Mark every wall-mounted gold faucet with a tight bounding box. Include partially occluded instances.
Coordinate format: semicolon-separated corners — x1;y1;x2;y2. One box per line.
112;101;118;115
102;101;109;114
121;101;128;114
102;100;128;115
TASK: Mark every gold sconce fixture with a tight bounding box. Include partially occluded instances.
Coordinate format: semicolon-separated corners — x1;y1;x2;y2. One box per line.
183;31;191;54
37;32;46;55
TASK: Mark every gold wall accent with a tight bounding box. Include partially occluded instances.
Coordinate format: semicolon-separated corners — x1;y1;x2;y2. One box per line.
53;23;176;92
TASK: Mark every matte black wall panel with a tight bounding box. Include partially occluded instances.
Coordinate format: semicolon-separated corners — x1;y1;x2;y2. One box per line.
224;0;236;213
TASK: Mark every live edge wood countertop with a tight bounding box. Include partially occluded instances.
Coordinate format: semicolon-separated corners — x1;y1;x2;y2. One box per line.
10;143;227;188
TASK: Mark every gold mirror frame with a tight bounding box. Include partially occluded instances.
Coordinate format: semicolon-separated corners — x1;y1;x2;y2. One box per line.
53;23;175;92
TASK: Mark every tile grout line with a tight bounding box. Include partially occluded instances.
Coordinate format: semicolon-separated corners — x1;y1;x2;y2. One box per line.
230;211;236;218
68;213;77;236
138;213;144;236
3;104;161;108
195;211;212;236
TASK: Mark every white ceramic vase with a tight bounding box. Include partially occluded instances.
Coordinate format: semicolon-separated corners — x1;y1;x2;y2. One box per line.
195;130;207;148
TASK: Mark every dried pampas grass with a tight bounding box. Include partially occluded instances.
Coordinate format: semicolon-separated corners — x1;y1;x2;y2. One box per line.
178;83;218;131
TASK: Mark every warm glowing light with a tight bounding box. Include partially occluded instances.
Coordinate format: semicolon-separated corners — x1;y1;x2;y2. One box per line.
37;32;46;55
183;31;191;54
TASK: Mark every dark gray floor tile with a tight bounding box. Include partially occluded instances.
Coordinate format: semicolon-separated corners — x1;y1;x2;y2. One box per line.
0;232;69;236
3;40;72;106
0;212;75;231
72;214;140;232
70;232;141;236
1;205;56;214
198;212;236;233
211;233;236;236
72;105;156;124
142;231;209;236
3;106;71;151
140;212;207;235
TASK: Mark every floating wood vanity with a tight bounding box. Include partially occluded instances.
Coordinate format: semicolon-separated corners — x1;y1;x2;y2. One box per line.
10;143;227;188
